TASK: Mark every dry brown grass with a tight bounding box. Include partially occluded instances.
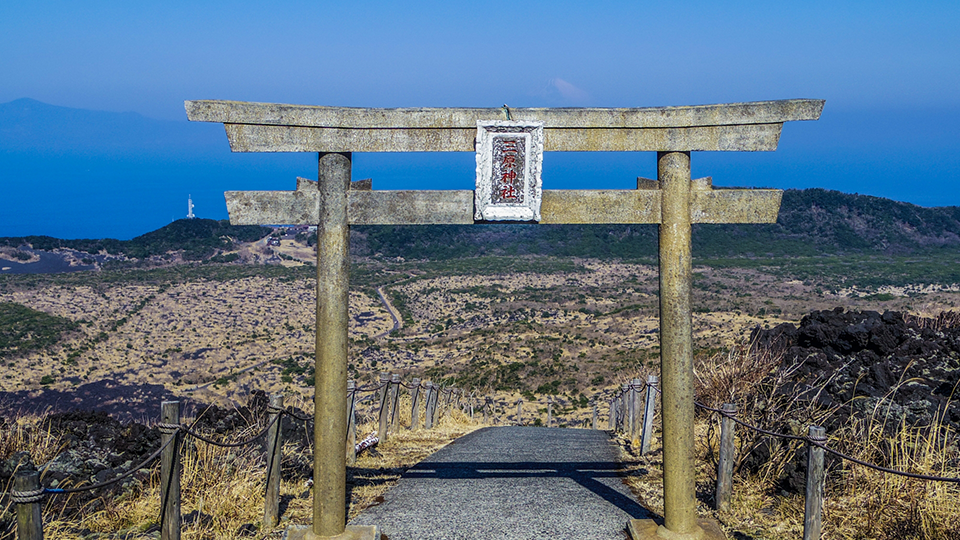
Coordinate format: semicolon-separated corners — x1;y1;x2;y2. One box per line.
708;415;960;540
39;420;272;539
3;395;489;540
907;309;960;332
5;259;960;539
683;344;960;540
820;404;960;540
694;342;835;487
0;413;65;470
0;413;67;537
7;355;960;539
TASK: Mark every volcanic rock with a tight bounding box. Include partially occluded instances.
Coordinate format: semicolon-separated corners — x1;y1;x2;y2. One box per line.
752;308;960;430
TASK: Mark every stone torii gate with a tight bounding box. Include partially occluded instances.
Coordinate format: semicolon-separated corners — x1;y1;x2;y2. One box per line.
186;98;823;540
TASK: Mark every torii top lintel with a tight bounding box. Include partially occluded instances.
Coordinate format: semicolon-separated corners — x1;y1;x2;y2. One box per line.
186;99;823;226
185;99;823;153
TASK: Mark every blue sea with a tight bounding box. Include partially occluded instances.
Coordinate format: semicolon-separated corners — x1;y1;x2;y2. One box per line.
3;99;960;241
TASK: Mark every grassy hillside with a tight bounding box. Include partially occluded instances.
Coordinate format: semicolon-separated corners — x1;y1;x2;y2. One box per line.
702;188;960;256
123;219;270;260
0;219;271;261
0;301;78;360
356;189;960;260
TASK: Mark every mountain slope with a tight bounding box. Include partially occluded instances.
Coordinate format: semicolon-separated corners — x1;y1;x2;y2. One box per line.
0;219;270;261
355;189;960;259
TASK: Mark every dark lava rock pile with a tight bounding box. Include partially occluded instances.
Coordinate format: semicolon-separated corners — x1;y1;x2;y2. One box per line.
0;410;164;538
40;410;160;486
734;308;960;495
751;308;960;430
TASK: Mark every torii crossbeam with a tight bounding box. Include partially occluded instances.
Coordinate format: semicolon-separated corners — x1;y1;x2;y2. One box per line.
187;99;823;540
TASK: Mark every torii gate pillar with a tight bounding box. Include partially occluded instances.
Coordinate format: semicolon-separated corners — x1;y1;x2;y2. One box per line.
187;98;823;540
628;150;728;539
313;152;352;537
658;151;701;536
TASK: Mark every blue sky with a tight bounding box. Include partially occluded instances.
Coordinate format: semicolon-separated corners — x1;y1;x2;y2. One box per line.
2;1;959;238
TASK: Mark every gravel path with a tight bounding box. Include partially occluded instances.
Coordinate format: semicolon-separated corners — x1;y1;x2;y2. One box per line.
350;426;653;540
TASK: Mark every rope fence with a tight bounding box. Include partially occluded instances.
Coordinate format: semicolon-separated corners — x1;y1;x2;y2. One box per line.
604;376;960;540
8;369;945;539
3;372;505;540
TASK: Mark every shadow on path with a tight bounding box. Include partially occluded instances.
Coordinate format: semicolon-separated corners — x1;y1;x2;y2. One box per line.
403;460;654;520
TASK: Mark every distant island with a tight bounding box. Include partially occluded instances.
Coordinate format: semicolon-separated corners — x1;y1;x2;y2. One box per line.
0;219;271;273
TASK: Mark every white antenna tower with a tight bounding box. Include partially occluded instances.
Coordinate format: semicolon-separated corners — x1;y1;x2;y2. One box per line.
187;195;195;219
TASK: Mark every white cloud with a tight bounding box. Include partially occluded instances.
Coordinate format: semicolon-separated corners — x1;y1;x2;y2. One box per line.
550;78;590;104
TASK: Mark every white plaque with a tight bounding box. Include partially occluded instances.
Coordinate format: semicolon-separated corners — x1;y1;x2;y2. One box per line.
475;120;544;222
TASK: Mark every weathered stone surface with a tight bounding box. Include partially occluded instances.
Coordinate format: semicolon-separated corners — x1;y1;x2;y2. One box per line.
539;190;661;224
348;190;474;225
225;184;782;225
690;188;782;224
225;189;318;225
186;99;824;129
628;518;726;540
220;122;785;152
185;99;824;153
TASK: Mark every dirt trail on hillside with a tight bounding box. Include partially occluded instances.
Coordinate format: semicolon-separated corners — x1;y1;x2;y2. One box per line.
375;286;402;338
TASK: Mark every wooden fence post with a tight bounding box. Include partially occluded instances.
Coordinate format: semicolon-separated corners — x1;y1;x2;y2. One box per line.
624;393;630;431
607;397;617;431
160;400;181;540
640;375;658;455
613;397;619;431
423;382;436;429
376;371;389;404
264;394;283;530
613;395;620;432
469;392;475;419
432;387;442;426
378;375;391;441
346;380;357;465
547;397;553;427
389;374;401;432
445;387;456;419
438;386;446;413
631;378;643;446
617;383;632;437
433;385;443;424
715;403;737;511
592;398;598;430
409;378;421;430
803;426;827;540
14;468;43;540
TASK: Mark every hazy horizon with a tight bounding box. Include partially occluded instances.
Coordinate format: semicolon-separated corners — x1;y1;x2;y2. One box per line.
2;2;958;239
